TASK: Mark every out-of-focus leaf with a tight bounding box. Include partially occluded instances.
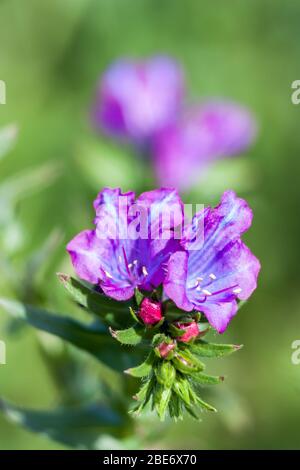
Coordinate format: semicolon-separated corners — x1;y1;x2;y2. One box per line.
188;158;258;201
75;138;147;192
26;229;64;281
0;162;61;204
0;124;18;161
0;399;124;450
57;273;132;328
0;297;129;371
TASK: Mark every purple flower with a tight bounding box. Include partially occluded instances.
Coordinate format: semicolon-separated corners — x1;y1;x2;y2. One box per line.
154;101;257;191
164;191;260;333
67;187;183;301
92;56;184;143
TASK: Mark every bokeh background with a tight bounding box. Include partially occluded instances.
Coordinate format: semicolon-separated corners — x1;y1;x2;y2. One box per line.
0;0;300;450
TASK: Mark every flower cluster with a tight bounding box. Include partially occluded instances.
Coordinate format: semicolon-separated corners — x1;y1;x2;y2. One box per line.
91;57;257;190
67;187;260;420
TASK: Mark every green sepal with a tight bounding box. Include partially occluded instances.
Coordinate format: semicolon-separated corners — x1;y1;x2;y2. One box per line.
155;361;176;388
184;404;201;421
129;306;142;325
168;323;186;337
192;372;224;385
168;392;183;421
197;322;211;336
153;384;172;421
124;351;155;377
172;376;191;406
134;288;144;307
191;340;243;358
172;350;205;374
195;396;217;412
130;377;155;415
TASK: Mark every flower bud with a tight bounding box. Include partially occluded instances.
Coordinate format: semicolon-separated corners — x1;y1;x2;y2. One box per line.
139;298;163;326
155;341;176;359
175;321;199;343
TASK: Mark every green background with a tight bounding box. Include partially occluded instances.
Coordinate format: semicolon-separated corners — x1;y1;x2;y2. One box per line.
0;0;300;449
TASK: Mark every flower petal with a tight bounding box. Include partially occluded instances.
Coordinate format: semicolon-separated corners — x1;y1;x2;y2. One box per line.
164;251;193;311
67;230;104;285
200;300;238;334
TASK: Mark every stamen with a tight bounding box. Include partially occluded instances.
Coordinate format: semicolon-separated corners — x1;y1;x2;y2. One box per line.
104;270;113;279
122;247;132;278
142;266;148;276
133;259;138;265
209;273;217;280
202;289;212;296
233;287;242;294
196;285;202;291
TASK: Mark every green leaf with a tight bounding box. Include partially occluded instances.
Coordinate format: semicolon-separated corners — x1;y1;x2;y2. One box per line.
124;351;155;377
191;341;243;358
0;297;129;371
0;162;61;204
110;325;144;346
57;273;132;328
0;398;124;450
192;372;224;385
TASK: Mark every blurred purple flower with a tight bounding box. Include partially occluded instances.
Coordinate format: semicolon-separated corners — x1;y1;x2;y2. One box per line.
164;191;260;333
154;101;257;191
67;187;183;301
92;56;184;143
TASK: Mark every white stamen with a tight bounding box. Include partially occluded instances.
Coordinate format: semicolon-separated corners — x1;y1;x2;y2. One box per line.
233;287;242;294
105;270;113;279
118;255;122;263
202;289;212;296
133;259;138;265
128;263;133;269
194;280;199;287
142;266;148;276
209;273;217;280
197;277;203;282
196;285;202;291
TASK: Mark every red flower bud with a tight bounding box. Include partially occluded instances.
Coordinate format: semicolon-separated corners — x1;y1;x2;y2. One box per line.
139;298;162;325
157;341;176;359
176;321;199;343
